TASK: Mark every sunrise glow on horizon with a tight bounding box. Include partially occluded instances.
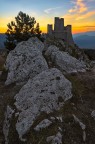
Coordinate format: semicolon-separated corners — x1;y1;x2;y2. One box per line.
0;0;95;34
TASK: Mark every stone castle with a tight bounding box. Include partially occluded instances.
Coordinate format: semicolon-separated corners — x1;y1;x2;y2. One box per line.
47;17;74;46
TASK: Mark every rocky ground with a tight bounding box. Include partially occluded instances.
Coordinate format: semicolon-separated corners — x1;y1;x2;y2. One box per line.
0;37;95;144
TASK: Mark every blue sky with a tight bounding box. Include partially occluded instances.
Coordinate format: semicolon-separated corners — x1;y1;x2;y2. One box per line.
0;0;95;33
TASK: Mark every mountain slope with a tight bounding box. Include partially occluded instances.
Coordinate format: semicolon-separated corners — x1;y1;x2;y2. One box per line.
74;35;95;49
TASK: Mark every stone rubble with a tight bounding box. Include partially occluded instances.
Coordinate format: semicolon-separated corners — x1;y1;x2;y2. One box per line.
73;114;86;142
34;119;52;131
91;110;95;120
56;116;63;122
46;132;62;144
3;106;14;144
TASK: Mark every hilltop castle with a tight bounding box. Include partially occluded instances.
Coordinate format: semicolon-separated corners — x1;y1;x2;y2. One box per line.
47;17;74;46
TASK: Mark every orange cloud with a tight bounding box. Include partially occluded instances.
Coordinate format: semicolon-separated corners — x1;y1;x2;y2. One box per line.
63;5;95;34
76;10;95;20
73;26;95;34
69;0;87;14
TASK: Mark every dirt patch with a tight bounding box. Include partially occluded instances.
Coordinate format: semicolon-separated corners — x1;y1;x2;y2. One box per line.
63;71;95;144
0;74;22;143
0;56;6;71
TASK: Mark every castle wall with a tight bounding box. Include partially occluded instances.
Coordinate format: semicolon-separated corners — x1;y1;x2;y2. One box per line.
53;31;65;39
66;25;74;46
47;24;53;35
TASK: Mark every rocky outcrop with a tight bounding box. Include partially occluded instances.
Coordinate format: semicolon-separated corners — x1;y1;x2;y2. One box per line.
2;37;95;144
14;68;72;141
45;45;87;73
5;37;48;85
44;37;89;63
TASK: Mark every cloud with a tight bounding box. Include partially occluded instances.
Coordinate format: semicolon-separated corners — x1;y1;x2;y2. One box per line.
76;10;95;20
69;0;87;14
64;0;95;23
44;7;62;14
74;25;95;28
82;26;95;27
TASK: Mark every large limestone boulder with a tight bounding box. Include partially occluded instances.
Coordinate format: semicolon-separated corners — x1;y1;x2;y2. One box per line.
5;37;48;85
14;68;72;141
45;45;87;73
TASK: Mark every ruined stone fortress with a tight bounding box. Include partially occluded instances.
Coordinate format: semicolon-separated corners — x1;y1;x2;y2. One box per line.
47;17;74;46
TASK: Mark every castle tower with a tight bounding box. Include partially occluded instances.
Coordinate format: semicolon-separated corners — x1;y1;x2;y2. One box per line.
54;17;64;32
47;24;53;35
53;17;64;39
54;17;60;32
66;25;74;46
60;18;64;32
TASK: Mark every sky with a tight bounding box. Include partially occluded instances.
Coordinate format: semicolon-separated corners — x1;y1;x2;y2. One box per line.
0;0;95;34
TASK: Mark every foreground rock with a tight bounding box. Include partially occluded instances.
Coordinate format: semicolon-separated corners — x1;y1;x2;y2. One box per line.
91;110;95;120
5;37;48;85
2;37;95;143
45;45;87;73
73;114;86;142
14;68;72;141
34;119;52;131
47;132;62;144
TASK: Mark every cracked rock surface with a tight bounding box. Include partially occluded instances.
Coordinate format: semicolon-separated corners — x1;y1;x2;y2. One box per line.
45;45;87;73
5;37;48;85
15;68;72;141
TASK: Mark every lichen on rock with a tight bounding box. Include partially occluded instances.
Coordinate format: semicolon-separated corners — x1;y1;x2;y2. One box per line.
14;68;72;141
5;37;48;85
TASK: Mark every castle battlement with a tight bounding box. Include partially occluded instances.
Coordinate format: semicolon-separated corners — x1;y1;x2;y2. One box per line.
47;17;74;46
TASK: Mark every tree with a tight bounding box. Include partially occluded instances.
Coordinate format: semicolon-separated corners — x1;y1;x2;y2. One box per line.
35;23;42;39
5;11;42;51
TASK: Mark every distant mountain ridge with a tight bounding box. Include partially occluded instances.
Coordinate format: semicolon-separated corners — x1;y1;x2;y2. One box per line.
0;34;6;49
73;31;95;38
73;31;95;49
0;31;95;49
